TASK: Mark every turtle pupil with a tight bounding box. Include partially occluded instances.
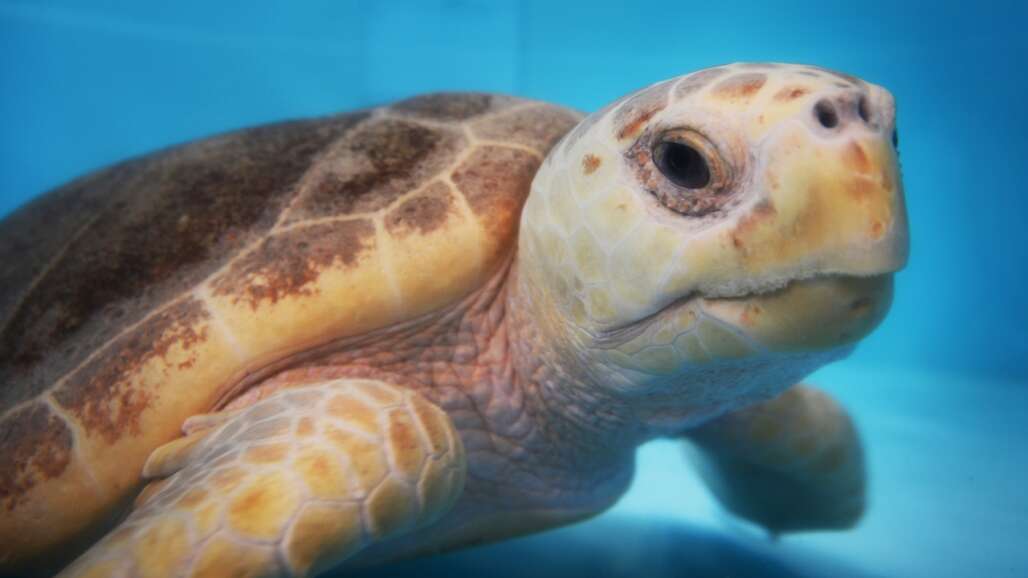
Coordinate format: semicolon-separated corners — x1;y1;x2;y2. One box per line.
656;141;710;189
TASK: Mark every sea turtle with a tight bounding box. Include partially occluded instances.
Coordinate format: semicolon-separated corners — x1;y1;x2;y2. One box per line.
0;62;907;577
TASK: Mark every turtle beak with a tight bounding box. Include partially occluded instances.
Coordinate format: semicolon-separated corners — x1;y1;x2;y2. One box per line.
668;81;908;299
726;128;909;280
698;274;894;353
691;87;908;354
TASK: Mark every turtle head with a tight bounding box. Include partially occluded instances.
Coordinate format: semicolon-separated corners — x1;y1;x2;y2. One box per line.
517;63;908;429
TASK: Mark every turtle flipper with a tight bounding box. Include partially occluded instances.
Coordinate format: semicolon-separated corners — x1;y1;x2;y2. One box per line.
58;378;466;578
683;385;865;535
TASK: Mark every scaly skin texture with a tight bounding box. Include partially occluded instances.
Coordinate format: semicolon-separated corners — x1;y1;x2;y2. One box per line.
61;267;638;576
253;264;639;567
59;379;465;578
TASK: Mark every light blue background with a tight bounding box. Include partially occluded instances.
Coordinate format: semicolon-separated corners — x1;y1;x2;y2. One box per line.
2;1;1026;577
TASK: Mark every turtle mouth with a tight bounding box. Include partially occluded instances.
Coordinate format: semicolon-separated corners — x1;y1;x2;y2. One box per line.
692;273;893;350
596;273;893;352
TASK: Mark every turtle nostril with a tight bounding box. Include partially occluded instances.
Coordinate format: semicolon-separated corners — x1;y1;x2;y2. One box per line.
857;95;873;124
814;100;839;129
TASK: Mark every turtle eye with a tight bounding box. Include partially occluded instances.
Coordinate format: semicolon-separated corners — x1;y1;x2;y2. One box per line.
652;130;727;191
647;129;731;215
654;140;710;189
630;128;734;217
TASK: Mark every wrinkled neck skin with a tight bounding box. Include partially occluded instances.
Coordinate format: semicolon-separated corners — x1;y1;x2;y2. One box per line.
303;257;635;508
321;250;846;568
504;266;643;448
504;259;850;451
286;252;844;514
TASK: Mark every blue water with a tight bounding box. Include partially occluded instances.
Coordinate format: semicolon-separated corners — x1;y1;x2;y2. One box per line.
1;1;1026;577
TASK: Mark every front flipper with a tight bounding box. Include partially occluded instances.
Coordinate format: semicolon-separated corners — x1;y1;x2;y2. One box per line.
59;378;465;578
684;385;864;535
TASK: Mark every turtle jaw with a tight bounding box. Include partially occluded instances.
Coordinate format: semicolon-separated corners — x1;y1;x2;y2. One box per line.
599;272;893;370
695;272;894;355
582;274;891;433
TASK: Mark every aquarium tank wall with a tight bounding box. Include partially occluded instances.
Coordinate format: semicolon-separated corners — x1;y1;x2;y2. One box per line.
1;1;1025;577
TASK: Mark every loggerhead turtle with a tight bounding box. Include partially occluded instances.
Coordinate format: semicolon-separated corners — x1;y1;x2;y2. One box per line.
0;62;907;577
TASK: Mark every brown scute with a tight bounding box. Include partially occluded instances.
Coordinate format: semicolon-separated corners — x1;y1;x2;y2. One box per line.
673;67;729;99
0;114;364;412
212;219;375;310
391;93;497;121
0;168;128;407
452;146;540;235
52;298;208;442
582;154;602;175
385;182;456;238
0;165;124;328
712;73;768;101
774;86;811;101
285;118;466;222
615;80;673;140
0;402;73;511
471;104;581;153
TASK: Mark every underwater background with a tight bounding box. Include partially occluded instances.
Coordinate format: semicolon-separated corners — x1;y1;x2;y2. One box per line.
1;1;1025;576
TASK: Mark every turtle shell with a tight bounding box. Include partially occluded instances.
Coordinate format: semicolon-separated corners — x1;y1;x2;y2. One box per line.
0;93;580;571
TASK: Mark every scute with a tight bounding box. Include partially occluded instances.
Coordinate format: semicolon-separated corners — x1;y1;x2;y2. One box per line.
281;117;465;222
0;92;581;573
52;297;210;442
0;401;73;510
391;92;515;121
0;114;367;411
210;219;377;311
453;146;542;235
384;182;457;238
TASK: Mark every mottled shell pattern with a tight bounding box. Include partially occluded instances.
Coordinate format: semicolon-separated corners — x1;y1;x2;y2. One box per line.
0;94;580;568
